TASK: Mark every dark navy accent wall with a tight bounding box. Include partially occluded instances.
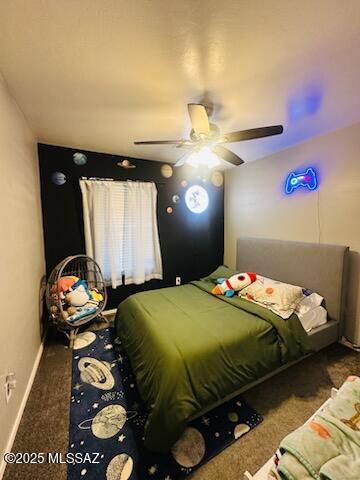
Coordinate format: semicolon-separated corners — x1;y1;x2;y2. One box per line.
38;143;224;309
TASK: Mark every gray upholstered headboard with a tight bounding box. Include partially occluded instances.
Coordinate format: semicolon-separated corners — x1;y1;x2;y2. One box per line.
236;238;349;331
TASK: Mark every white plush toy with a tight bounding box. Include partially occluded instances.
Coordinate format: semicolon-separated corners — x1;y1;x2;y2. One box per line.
65;283;91;307
212;272;257;297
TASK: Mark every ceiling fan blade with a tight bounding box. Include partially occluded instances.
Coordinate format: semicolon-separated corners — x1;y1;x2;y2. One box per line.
212;145;244;166
188;104;210;135
176;141;194;149
134;140;185;145
174;157;186;167
220;125;283;143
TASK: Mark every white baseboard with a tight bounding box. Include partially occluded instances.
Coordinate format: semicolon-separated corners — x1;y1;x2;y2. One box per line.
0;338;45;479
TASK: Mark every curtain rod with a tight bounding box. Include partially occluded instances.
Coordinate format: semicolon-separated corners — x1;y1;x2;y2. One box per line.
79;177;166;185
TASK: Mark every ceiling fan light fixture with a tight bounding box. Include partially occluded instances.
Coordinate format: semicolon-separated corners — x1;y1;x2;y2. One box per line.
134;102;283;167
186;151;201;168
186;146;220;169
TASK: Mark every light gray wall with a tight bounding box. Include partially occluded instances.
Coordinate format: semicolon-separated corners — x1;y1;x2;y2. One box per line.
224;122;360;344
0;74;45;462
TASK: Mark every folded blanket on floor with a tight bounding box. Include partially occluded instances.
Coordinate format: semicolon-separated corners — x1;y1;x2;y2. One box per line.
275;376;360;480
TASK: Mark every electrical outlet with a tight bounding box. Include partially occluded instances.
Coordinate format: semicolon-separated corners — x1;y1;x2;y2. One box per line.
176;276;181;285
5;381;11;404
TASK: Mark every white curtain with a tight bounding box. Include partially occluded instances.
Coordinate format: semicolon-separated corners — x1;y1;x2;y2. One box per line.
80;179;163;288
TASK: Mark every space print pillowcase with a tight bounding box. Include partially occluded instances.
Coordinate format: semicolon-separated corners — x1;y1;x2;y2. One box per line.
239;276;303;319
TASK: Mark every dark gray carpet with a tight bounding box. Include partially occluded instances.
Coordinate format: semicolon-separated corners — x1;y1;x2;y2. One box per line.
4;329;360;480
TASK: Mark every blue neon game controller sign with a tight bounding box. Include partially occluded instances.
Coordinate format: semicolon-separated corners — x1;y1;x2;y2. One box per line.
285;167;318;194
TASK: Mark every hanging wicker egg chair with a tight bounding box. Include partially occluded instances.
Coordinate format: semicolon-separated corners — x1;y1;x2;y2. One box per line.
46;255;107;346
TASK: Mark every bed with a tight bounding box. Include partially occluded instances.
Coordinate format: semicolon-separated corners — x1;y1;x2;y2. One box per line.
115;238;349;453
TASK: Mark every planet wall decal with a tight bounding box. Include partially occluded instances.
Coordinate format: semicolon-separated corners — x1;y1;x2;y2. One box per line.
78;404;137;439
181;180;188;188
51;171;66;185
73;332;96;350
166;207;173;214
211;171;223;187
171;427;206;468
161;164;173;178
106;453;133;480
172;194;180;204
78;357;115;390
117;159;136;169
73;152;87;166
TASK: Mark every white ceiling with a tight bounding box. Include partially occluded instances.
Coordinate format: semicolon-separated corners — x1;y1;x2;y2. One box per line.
1;0;360;164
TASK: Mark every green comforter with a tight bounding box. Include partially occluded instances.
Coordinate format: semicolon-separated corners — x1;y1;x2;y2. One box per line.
115;276;311;453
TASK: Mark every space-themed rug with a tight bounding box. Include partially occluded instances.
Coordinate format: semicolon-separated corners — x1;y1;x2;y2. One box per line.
68;327;262;480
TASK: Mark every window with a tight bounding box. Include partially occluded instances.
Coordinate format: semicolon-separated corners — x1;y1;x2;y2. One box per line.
80;179;163;288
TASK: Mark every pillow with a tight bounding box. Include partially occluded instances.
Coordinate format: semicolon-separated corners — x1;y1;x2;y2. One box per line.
295;292;324;315
239;276;303;319
202;265;237;283
297;305;327;332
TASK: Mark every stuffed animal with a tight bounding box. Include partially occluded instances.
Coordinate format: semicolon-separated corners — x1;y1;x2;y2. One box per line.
65;281;91;307
51;276;79;294
212;272;257;297
90;289;103;303
71;279;92;296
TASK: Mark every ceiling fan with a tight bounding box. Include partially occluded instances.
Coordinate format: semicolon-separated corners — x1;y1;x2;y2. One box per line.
134;103;283;167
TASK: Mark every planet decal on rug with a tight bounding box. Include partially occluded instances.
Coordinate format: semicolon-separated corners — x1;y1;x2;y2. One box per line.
234;423;250;439
78;357;115;390
166;206;173;214
181;180;188;188
73;152;87;166
73;332;96;350
78;405;137;439
211;171;223;187
171;427;206;468
51;171;66;185
228;411;239;423
161;164;173;178
172;194;180;204
69;328;263;480
106;453;133;480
